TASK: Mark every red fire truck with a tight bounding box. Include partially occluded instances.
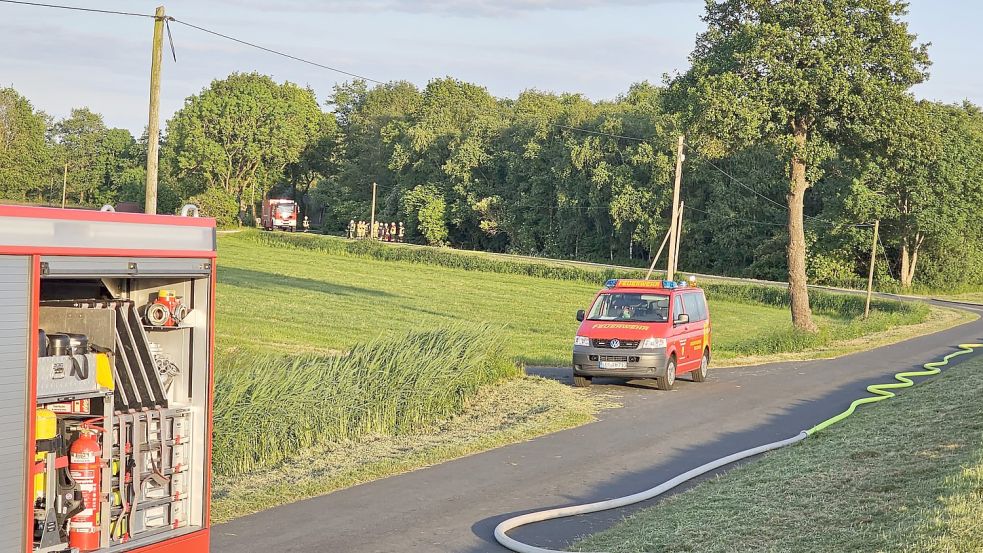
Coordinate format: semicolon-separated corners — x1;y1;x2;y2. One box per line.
0;204;216;553
260;199;298;231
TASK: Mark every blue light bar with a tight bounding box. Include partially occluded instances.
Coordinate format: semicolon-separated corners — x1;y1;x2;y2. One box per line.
604;279;618;289
661;280;677;289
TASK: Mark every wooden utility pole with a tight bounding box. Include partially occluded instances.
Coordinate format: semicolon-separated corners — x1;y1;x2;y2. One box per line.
864;220;880;320
369;182;378;239
144;5;166;215
61;162;68;208
666;135;685;280
645;227;674;280
673;200;685;278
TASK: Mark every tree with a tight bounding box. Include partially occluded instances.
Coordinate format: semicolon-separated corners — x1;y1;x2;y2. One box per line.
849;100;983;287
672;0;929;330
54;108;108;205
166;73;323;223
281;111;340;225
387;77;508;248
317;80;422;229
0;87;52;202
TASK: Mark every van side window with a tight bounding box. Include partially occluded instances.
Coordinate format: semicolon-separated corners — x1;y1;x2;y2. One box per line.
682;293;706;322
673;295;684;320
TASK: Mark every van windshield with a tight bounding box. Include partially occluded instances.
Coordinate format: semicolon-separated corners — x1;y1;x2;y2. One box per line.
587;292;670;323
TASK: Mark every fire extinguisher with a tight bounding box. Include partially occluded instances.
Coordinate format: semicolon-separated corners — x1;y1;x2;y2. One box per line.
69;422;104;552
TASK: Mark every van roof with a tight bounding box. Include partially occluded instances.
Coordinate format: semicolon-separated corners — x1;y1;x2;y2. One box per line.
601;279;702;293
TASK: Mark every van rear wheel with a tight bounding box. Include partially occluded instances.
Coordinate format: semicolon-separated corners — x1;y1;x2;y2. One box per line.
573;374;592;388
655;356;676;391
692;351;710;382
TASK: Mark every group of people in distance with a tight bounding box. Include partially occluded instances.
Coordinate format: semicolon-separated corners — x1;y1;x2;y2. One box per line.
349;219;405;242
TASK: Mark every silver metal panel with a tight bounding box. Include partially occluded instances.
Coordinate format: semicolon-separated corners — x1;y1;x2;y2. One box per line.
0;215;215;253
0;256;30;553
40;256;212;278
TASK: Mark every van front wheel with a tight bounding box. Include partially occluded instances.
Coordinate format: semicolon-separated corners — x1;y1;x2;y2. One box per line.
656;356;676;391
573;374;592;388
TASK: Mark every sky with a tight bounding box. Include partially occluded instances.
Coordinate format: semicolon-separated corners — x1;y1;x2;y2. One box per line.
1;0;980;134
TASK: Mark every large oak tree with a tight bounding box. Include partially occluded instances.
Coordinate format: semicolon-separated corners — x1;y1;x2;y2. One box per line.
672;0;929;330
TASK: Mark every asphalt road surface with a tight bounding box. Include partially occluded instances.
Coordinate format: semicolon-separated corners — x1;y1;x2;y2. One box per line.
212;300;983;553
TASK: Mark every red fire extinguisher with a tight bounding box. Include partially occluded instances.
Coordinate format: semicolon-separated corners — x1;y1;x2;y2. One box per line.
69;422;104;552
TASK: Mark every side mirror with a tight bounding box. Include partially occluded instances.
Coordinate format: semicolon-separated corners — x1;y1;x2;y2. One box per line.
576;309;586;322
674;313;690;325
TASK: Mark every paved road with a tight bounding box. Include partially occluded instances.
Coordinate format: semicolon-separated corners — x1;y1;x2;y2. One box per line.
212;301;983;553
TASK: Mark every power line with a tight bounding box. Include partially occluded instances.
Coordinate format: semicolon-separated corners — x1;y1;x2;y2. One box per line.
681;139;790;213
0;0;385;84
0;0;155;18
170;18;385;84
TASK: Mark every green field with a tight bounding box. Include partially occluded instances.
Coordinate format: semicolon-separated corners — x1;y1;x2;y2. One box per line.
208;231;942;521
574;351;983;553
215;231;930;366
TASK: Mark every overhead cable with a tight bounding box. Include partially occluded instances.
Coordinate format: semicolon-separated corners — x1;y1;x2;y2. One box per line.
0;0;155;18
169;18;386;84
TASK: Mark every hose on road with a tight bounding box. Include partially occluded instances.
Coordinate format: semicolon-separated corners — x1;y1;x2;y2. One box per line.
494;343;983;553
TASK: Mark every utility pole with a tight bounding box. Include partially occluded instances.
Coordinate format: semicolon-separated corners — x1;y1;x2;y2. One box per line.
665;135;685;280
673;200;685;278
864;220;880;320
645;227;673;280
144;5;166;215
61;162;68;209
369;182;378;240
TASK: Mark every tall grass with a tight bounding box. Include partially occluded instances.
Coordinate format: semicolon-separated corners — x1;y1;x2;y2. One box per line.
211;324;518;477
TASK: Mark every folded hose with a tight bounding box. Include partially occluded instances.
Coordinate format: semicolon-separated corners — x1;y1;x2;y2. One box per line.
494;343;983;553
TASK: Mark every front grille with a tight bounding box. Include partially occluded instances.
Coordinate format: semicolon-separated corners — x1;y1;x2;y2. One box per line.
591;338;640;349
599;355;629;362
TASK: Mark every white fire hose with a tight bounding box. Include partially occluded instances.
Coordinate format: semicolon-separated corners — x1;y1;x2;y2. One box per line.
493;431;806;553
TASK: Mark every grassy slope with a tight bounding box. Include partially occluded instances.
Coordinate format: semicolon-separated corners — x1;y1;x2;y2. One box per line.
575;353;983;553
215;233;931;366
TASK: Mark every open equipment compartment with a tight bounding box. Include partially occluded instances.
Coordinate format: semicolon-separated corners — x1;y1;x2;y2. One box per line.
0;205;216;553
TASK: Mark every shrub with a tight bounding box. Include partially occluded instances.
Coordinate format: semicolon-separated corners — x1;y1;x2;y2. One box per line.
402;184;448;245
185;186;239;228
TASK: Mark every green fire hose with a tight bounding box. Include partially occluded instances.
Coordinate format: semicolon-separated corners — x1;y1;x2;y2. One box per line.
495;342;983;553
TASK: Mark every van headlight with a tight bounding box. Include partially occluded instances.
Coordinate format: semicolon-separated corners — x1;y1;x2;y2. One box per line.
641;337;666;349
574;336;591;347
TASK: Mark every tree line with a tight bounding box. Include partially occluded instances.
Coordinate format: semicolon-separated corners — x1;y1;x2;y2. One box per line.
2;0;982;328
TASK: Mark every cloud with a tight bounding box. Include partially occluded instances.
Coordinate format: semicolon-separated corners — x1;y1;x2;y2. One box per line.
218;0;686;17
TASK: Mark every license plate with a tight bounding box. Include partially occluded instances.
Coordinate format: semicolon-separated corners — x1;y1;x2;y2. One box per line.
599;361;628;369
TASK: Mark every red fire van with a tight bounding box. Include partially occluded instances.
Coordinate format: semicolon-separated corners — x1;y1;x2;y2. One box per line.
572;279;711;390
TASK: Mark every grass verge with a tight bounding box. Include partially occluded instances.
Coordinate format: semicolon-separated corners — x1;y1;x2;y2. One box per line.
935;292;983;305
211;376;618;522
573;353;983;552
720;305;977;367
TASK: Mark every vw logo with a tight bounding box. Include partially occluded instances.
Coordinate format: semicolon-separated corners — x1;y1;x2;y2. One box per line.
610;339;621;349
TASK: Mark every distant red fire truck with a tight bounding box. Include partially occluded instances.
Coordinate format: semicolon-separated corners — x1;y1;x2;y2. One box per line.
261;199;298;231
